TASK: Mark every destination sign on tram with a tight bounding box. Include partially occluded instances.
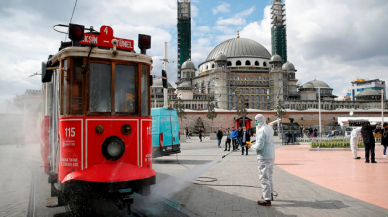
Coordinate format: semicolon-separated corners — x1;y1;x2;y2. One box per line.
79;25;134;51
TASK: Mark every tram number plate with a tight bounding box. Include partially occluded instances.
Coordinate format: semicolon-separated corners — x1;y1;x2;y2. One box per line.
166;146;172;150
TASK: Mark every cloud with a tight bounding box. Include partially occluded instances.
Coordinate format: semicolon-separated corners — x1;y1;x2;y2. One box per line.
212;2;230;15
216;6;256;26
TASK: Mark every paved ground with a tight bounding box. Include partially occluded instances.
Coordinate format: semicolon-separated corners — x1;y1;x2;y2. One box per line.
276;144;388;210
1;137;388;217
153;136;388;217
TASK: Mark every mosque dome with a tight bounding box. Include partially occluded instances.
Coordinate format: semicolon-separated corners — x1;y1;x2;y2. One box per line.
270;54;282;62
181;59;196;70
205;38;271;61
282;61;296;71
152;78;173;88
215;53;227;61
357;89;380;97
302;79;331;89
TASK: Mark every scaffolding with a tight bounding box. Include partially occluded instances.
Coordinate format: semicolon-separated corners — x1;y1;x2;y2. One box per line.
177;0;191;82
271;0;287;63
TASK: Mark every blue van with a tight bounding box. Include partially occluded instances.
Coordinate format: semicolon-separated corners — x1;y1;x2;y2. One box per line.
151;107;181;158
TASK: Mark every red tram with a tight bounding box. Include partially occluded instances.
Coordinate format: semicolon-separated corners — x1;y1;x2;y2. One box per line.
40;23;156;214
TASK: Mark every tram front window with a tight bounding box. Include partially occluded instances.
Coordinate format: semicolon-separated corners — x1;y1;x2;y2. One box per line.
89;63;112;112
115;65;137;113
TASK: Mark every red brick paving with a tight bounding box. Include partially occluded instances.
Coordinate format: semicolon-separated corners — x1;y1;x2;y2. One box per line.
275;144;388;209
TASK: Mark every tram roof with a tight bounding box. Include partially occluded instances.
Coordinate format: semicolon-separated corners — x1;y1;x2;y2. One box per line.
49;47;153;65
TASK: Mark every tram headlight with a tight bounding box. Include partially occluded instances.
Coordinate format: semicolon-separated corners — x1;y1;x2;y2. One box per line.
101;136;125;161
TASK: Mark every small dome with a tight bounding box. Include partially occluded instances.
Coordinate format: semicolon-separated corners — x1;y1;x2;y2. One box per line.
152;78;173;88
282;61;296;71
181;59;196;70
215;53;227;61
177;82;192;89
357;89;381;97
302;80;331;89
270;54;282;62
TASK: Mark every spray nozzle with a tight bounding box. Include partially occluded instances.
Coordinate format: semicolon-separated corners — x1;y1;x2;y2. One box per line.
222;155;226;158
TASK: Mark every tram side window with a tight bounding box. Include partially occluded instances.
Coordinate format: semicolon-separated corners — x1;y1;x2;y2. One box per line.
115;65;137;113
70;59;84;114
140;65;149;116
89;63;112;112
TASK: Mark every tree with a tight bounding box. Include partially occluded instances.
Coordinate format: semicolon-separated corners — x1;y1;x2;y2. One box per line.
206;96;217;132
173;98;187;123
236;94;248;127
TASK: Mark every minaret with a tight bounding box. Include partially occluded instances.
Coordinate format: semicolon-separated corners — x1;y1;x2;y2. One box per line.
271;0;287;62
177;0;192;83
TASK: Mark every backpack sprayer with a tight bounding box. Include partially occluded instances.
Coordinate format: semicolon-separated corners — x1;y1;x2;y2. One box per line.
221;140;256;158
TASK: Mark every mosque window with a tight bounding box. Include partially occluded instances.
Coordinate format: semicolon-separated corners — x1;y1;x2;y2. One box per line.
257;103;260;109
251;103;254;108
227;61;232;66
267;89;270;94
206;65;208;70
245;60;251;66
251;96;254;101
262;89;265;94
263;62;267;67
251;89;254;94
256;96;260;101
262;103;265;109
236;60;241;66
256;89;259;94
237;76;239;80
255;61;259;66
245;89;249;94
259;76;262;80
245;96;249;100
262;96;265;101
248;76;251;80
240;89;243;94
212;64;215;68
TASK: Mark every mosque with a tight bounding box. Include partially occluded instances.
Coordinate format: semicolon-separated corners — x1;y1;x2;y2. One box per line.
152;0;387;113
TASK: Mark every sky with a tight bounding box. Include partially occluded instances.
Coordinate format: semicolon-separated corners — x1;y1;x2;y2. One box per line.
0;0;387;102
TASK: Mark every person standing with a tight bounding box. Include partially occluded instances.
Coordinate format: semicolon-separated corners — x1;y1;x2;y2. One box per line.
224;128;232;151
241;126;251;155
361;122;377;163
350;127;361;159
300;125;304;138
217;128;223;148
231;126;238;151
251;114;275;206
313;127;318;137
199;128;203;142
302;126;306;138
375;123;388;158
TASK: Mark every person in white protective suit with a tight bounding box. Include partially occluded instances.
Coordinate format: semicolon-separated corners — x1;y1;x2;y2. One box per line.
350;127;362;159
250;114;275;206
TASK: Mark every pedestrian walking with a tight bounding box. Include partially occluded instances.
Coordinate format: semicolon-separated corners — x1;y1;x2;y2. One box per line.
199;128;204;142
350;127;361;159
375;123;388;158
217;128;223;148
251;114;275;206
313;127;318;137
224;128;232;151
240;126;250;155
186;127;191;139
361;122;377;163
302;126;306;138
231;126;238;151
300;125;304;138
236;126;242;150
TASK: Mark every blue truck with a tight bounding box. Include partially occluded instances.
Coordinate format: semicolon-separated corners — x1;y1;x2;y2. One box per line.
151;107;181;158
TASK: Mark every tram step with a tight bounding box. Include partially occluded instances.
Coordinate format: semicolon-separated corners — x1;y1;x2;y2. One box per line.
45;197;61;208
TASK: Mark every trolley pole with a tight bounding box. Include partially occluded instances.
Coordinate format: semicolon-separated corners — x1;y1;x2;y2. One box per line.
163;42;168;108
318;87;321;140
382;89;384;125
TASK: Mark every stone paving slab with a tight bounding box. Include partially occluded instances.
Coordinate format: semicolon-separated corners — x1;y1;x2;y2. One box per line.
152;137;388;217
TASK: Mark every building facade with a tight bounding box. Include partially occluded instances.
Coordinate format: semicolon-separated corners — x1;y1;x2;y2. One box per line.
349;79;386;101
177;0;191;81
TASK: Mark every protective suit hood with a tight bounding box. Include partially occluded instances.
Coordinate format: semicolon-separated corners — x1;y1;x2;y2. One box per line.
255;114;267;130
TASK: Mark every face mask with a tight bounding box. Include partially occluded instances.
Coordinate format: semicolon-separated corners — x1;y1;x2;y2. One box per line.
255;122;258;126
